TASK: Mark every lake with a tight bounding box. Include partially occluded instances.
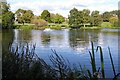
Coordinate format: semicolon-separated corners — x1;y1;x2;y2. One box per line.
3;28;120;78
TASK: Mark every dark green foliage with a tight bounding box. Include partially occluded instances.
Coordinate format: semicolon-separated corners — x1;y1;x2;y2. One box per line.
113;21;120;27
41;10;51;22
2;11;15;29
68;8;119;28
68;8;80;27
15;9;34;24
102;11;111;22
1;2;15;29
50;13;65;24
2;44;56;80
1;2;10;14
68;8;91;28
82;9;90;24
101;22;112;28
90;11;102;26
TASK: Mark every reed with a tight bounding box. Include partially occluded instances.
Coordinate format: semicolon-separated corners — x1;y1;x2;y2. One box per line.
2;42;120;80
87;42;120;79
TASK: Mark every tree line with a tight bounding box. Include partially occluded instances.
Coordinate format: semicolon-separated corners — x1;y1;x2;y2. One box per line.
68;8;119;28
1;2;119;29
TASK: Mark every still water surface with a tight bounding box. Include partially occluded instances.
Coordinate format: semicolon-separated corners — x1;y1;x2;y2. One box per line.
4;29;120;78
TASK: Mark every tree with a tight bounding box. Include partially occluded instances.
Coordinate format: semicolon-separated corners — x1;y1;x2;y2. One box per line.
15;9;25;24
82;9;90;24
109;16;118;24
1;2;10;14
68;8;80;27
90;11;102;26
50;13;65;24
15;9;34;24
77;11;83;25
23;10;34;23
41;10;51;22
102;11;111;22
50;13;56;23
2;11;14;29
110;10;118;17
1;2;14;29
109;16;119;27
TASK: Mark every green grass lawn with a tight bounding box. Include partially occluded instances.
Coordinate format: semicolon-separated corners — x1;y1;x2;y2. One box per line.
14;22;120;30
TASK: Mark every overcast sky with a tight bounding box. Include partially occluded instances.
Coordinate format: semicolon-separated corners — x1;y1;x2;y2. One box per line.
7;0;119;18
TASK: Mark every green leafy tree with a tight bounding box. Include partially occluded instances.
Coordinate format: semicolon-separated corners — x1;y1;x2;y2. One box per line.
82;9;90;24
2;11;14;29
110;10;118;17
102;11;111;22
68;8;80;27
109;16;119;27
23;10;34;23
91;11;102;26
15;9;26;24
41;10;51;22
77;11;83;25
15;9;34;24
50;13;56;23
51;13;65;24
109;16;118;24
1;2;10;14
1;2;14;29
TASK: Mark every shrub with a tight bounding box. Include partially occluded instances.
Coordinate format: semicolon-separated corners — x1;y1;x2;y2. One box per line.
113;22;120;27
31;18;48;28
101;22;112;28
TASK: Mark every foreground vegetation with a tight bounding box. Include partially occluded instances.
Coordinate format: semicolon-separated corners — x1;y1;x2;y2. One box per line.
2;42;120;80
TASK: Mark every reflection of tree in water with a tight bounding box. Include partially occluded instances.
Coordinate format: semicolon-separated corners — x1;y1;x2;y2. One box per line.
51;33;63;43
41;32;51;47
16;30;32;46
69;29;101;53
88;29;101;42
2;29;14;51
69;29;89;52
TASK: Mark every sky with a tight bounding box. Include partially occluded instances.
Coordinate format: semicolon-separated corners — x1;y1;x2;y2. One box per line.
6;0;119;18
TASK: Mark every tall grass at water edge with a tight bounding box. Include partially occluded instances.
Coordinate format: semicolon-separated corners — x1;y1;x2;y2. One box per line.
2;42;120;80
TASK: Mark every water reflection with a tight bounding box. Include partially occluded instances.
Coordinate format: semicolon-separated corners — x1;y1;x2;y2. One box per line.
41;32;51;47
14;30;32;46
10;29;118;54
2;30;14;51
69;29;89;53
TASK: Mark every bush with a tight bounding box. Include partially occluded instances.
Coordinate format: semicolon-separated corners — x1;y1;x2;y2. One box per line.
2;44;56;80
113;22;120;27
31;18;48;28
101;22;112;28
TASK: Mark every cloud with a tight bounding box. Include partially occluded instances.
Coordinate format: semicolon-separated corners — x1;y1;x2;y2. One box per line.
8;0;119;17
73;3;87;7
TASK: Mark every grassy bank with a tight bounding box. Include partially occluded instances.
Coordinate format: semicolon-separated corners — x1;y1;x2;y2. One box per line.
14;23;69;30
80;26;102;29
2;42;120;80
14;22;120;30
80;26;120;29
